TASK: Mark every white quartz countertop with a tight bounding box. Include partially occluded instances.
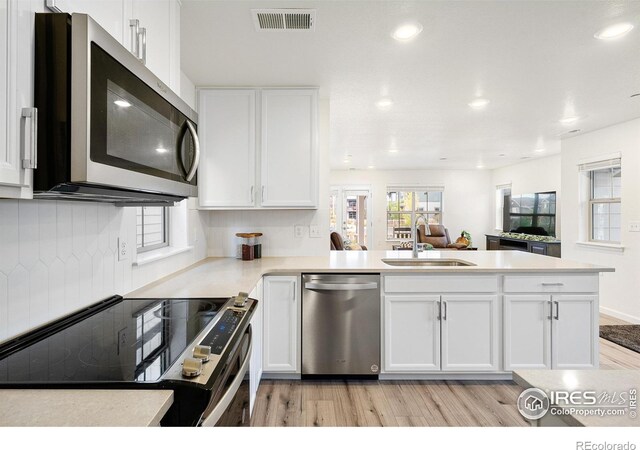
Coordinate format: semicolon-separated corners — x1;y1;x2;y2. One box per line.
0;389;173;427
513;370;640;427
127;250;613;299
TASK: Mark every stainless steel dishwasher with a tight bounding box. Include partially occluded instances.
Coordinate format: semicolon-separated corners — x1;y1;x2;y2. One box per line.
302;274;380;377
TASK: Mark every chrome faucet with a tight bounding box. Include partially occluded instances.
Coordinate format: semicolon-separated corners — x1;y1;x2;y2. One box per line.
412;214;428;258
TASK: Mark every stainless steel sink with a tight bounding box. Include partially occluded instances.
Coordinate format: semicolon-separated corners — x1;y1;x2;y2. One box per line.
381;258;476;267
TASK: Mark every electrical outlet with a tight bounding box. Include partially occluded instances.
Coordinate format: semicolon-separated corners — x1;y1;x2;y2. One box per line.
629;222;640;232
118;237;129;261
294;225;307;238
309;225;320;238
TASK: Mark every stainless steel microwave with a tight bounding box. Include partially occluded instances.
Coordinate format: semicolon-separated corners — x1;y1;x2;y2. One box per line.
33;13;199;205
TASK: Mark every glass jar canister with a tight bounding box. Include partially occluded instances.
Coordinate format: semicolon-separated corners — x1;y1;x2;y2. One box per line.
235;233;255;261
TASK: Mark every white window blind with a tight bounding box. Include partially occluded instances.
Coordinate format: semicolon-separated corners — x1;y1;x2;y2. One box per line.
578;157;621;172
136;206;168;252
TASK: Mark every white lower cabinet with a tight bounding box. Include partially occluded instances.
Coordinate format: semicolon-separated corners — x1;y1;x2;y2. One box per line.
441;295;500;371
384;295;440;372
504;294;598;370
248;278;263;414
262;276;299;373
383;293;500;373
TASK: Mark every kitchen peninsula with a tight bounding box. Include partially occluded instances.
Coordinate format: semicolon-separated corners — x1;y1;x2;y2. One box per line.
129;251;613;383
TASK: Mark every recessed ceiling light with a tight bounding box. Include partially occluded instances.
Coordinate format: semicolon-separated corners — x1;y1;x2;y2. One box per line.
476;164;485;169
114;100;131;108
534;148;545;153
343;158;351;163
468;98;490;110
376;98;393;110
155;147;168;153
367;165;376;169
594;22;634;40
392;22;423;41
560;116;581;125
388;148;399;153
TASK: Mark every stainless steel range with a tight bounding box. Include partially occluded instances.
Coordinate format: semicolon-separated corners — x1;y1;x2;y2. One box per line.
0;293;256;427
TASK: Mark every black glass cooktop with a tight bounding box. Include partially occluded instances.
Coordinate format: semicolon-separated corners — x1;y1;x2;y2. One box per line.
0;298;228;384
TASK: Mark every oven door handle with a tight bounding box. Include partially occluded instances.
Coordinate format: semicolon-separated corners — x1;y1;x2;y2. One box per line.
200;329;252;427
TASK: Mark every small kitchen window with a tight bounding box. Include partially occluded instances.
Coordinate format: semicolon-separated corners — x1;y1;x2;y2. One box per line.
386;186;443;240
136;206;169;252
579;157;621;244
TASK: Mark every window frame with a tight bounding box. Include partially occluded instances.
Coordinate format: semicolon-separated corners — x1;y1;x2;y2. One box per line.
136;206;170;253
385;186;444;241
587;167;621;244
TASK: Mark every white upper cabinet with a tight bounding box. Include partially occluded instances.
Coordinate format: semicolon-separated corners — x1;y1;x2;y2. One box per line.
198;90;256;208
0;0;37;199
260;89;318;208
45;0;179;91
46;0;127;44
197;88;319;210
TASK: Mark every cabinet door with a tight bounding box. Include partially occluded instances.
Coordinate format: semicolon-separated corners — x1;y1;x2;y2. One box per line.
249;278;263;414
0;0;35;199
551;295;598;369
441;295;500;371
504;295;552;370
263;276;299;372
529;243;547;255
198;89;256;208
46;0;126;44
487;237;500;250
131;0;173;88
383;295;440;372
260;89;318;208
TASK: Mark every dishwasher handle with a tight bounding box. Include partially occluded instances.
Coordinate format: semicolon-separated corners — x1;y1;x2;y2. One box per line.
304;282;378;291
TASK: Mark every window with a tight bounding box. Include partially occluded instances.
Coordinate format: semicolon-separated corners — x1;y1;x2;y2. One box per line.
386;187;443;240
589;166;621;243
136;206;169;252
495;184;512;231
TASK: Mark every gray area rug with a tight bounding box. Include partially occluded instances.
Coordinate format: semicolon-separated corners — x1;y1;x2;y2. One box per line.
599;325;640;353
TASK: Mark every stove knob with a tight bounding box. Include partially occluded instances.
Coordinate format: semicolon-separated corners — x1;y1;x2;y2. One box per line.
182;357;203;378
193;345;211;363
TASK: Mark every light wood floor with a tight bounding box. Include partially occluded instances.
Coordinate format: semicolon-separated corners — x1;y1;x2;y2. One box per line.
252;313;640;427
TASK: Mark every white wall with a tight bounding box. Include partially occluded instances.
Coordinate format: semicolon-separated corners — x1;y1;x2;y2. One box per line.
0;200;208;343
491;154;562;235
180;70;196;110
330;169;493;250
206;98;330;257
561;118;640;323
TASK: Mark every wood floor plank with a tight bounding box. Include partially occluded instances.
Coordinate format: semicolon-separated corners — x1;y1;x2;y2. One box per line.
304;400;338;427
275;381;303;427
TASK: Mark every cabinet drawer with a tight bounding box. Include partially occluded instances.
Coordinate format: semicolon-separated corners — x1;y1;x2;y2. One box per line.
503;275;598;293
384;275;498;293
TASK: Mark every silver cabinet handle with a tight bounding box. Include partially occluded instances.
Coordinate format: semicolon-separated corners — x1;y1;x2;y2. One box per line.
547;300;553;320
442;301;447;320
185;120;200;182
304;282;378;291
554;301;559;320
261;185;265;202
138;27;147;65
250;185;254;203
541;283;564;286
21;107;38;169
129;19;140;58
437;301;442;320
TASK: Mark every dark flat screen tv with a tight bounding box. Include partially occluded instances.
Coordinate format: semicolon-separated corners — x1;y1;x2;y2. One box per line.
505;191;556;237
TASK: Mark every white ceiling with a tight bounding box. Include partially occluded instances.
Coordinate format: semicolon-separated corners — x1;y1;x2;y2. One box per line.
181;1;640;170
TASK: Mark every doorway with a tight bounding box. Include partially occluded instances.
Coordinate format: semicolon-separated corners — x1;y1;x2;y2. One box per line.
330;186;371;248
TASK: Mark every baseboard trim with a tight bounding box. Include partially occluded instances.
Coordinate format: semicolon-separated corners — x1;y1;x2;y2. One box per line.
379;372;513;381
600;306;640;324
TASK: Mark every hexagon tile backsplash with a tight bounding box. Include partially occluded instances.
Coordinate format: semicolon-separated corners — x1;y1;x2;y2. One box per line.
0;199;205;343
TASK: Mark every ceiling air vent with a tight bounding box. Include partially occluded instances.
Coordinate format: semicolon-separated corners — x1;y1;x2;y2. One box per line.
252;9;316;32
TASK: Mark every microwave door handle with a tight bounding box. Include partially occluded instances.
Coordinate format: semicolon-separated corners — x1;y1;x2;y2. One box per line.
185;120;200;182
199;327;252;427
